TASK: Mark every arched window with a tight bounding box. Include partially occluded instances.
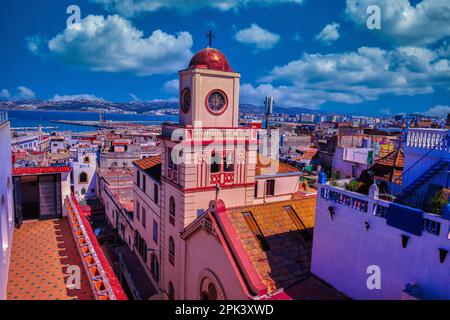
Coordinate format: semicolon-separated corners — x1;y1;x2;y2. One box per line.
200;278;218;300
81;188;87;195
79;172;88;184
224;151;234;172
210;151;220;173
83;156;90;164
169;196;175;226
168;236;175;266
168;281;175;300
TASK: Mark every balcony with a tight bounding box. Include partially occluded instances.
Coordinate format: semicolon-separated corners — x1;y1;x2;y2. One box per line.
406;128;449;152
161;123;257;142
318;183;450;239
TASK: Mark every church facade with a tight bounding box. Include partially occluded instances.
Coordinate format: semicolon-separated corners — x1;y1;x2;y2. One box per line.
131;47;341;300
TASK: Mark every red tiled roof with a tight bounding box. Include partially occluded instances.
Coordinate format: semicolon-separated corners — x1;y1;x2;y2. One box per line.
209;197;330;300
133;155;161;181
12;166;71;176
256;155;300;176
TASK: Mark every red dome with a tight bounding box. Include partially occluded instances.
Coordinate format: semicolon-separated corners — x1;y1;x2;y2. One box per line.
188;48;233;72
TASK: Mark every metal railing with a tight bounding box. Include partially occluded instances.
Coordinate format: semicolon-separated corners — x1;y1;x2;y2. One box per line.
0;111;8;124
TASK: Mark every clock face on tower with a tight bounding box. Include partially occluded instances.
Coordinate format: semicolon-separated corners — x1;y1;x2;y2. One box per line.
206;90;228;114
180;88;191;113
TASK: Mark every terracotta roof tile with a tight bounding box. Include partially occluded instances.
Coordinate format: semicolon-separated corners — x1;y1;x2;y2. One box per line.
12;166;71;176
226;197;316;291
133;155;161;181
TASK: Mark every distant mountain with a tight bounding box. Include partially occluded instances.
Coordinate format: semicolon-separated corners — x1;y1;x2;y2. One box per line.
0;98;319;116
0;98;179;114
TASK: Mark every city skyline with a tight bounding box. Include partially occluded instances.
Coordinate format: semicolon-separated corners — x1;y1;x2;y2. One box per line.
1;0;449;117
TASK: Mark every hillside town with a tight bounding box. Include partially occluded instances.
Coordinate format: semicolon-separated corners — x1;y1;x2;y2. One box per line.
1;46;449;301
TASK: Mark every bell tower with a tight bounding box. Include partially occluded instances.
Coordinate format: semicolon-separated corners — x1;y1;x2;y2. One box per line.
178;47;240;128
159;46;256;300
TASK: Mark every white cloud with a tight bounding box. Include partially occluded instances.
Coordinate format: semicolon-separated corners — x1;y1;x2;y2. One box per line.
240;83;363;109
345;0;450;46
234;24;280;50
425;105;450;117
50;94;104;101
38;15;193;76
163;79;179;94
25;35;45;55
250;45;450;108
15;86;35;100
316;22;340;44
0;89;11;99
91;0;304;16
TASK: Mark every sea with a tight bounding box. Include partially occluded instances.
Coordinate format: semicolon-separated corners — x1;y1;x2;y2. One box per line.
7;110;178;132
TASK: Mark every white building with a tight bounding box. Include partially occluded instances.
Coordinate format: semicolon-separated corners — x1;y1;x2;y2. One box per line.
71;150;97;200
0;112;14;300
11;135;39;151
332;147;374;179
312;128;450;300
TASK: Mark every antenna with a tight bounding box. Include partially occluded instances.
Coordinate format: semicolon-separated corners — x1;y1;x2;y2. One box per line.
206;30;215;48
264;96;274;130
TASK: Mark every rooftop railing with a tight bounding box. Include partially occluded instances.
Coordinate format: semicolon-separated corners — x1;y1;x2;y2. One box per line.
0;111;8;124
406;128;449;152
319;183;450;240
161;123;257;141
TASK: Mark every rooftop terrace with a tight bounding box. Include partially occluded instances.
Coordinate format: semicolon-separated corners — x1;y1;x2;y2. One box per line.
7;219;95;300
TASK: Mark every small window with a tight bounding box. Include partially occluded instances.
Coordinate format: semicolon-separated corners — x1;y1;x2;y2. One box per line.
254;182;258;198
151;254;159;281
168;148;177;170
153;220;158;244
242;211;270;251
210;151;220;173
223;151;234;172
79;172;88;184
136;201;140;221
83;156;90;164
169;196;176;226
136;171;140;187
154;183;159;204
81;188;86;195
142;175;146;193
265;179;275;196
142;208;147;228
168;281;175;300
169;236;175;266
135;232;147;262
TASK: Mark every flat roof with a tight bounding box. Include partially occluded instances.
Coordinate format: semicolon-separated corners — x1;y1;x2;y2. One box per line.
7;219;95;300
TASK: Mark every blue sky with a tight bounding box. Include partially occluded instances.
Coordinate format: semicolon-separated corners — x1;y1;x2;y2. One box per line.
0;0;449;116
